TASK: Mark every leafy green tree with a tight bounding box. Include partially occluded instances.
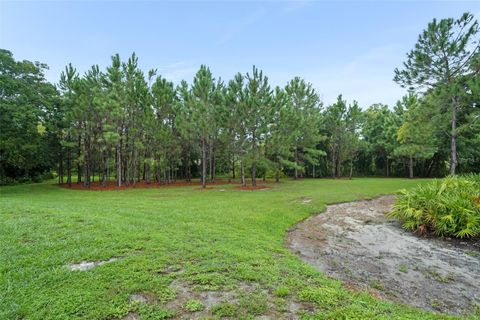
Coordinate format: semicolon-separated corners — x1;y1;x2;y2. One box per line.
0;49;59;183
394;94;437;178
363;104;402;176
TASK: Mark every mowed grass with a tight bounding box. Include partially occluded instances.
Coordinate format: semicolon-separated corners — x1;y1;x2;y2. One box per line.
0;178;464;319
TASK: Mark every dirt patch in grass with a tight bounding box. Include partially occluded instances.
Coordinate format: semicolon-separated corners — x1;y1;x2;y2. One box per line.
163;279;312;319
286;195;480;315
67;257;118;271
59;179;239;191
121;312;139;320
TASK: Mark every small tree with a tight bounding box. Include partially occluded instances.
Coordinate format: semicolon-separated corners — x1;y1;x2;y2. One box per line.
394;95;437;178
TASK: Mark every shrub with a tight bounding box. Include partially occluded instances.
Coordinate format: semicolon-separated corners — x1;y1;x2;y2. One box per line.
389;174;480;238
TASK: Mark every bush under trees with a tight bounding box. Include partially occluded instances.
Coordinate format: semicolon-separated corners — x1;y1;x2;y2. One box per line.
389;174;480;238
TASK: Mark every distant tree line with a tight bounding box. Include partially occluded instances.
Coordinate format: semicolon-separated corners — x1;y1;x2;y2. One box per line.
1;13;478;186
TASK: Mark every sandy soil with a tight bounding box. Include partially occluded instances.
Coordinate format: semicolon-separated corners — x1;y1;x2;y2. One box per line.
286;195;480;315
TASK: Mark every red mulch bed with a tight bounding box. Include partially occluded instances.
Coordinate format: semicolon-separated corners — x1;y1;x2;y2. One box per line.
59;179;238;191
235;185;270;191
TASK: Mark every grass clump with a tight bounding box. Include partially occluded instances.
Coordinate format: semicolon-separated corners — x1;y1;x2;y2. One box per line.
211;301;237;317
398;265;408;273
274;286;290;297
389;174;480;238
184;299;204;312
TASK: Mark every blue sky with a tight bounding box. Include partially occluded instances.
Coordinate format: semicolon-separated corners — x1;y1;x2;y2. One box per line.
1;1;479;107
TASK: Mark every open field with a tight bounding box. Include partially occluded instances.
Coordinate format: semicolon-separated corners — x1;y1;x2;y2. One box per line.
1;178;475;319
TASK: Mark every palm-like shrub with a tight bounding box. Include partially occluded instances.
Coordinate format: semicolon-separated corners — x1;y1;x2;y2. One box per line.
389;174;480;238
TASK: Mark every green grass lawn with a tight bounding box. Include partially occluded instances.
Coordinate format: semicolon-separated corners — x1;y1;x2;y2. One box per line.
0;178;465;319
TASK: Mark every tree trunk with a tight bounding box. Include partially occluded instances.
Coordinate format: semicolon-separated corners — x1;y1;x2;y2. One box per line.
331;148;336;178
409;155;414;179
450;97;458;176
251;163;257;187
386;157;390;177
58;148;64;184
294;147;299;180
232;154;235;180
102;152;107;187
143;159;146;181
187;156;191;182
252;132;257;187
209;143;213;182
116;140;122;187
201;139;206;188
275;169;280;183
241;160;246;187
349;159;353;180
67;147;72;187
83;137;88;188
211;145;216;183
132;146;136;185
77;134;82;184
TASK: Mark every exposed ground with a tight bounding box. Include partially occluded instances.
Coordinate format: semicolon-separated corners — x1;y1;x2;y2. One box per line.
58;179;235;190
287;195;480;316
59;179;270;191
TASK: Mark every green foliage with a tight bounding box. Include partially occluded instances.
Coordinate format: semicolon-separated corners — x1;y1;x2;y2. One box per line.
0;49;59;183
398;265;409;273
274;286;290;297
184;299;204;312
389;174;480;238
211;301;238;317
394;12;479;175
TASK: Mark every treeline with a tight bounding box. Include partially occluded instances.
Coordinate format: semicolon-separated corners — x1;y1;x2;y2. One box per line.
1;13;478;186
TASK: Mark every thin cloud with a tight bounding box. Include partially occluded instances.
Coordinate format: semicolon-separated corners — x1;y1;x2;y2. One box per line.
217;8;267;45
303;44;407;108
282;0;314;14
162;66;198;83
157;61;189;71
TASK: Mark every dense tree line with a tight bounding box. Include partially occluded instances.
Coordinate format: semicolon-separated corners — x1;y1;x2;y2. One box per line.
1;13;478;186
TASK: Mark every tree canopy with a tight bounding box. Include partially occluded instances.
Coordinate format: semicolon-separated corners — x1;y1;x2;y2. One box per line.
1;12;479;185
